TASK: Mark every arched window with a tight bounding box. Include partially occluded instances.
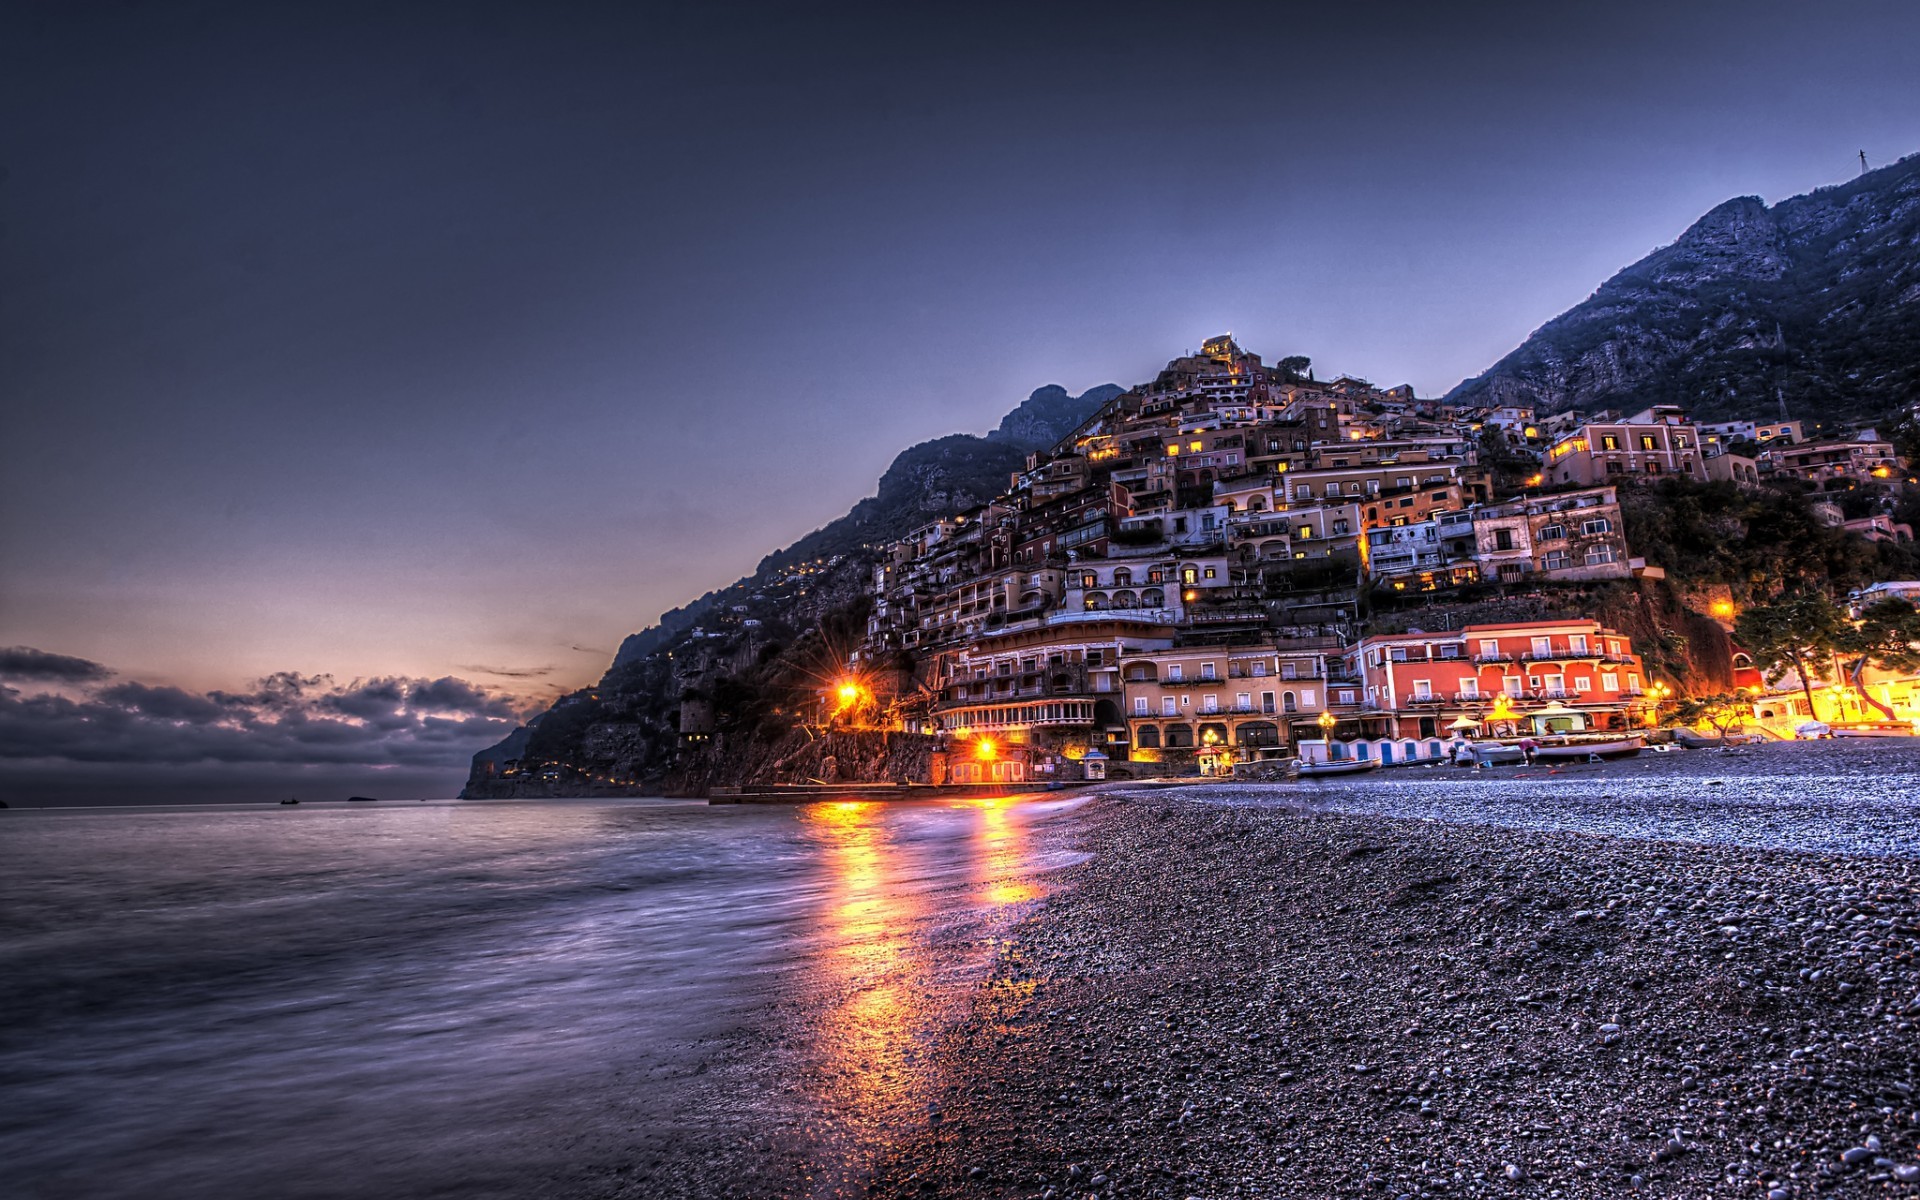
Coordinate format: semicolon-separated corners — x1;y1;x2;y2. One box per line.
1084;592;1107;611
1282;691;1297;713
1249;496;1267;511
1136;725;1161;748
1112;590;1138;608
1112;567;1133;587
1141;588;1165;608
1165;723;1194;747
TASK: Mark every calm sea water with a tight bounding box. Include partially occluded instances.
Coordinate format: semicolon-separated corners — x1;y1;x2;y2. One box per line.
0;795;1084;1200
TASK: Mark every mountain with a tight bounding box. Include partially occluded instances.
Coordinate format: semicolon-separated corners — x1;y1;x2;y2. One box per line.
1449;153;1920;425
477;382;1121;790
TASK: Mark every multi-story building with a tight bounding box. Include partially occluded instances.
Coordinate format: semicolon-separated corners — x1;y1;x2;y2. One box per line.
1298;620;1647;765
1700;418;1803;447
1121;637;1345;770
1468;487;1631;583
1759;437;1900;490
1544;406;1709;486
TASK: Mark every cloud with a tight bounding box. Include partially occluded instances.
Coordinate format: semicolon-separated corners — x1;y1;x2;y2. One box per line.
0;646;113;683
0;664;536;772
459;663;558;680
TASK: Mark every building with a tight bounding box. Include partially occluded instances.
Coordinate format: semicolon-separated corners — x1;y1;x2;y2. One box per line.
1544;406;1709;486
1302;620;1647;765
1122;637;1344;772
1469;487;1631;583
1759;437;1901;490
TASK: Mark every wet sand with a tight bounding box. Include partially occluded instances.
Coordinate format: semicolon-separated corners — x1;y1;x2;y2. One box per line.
862;789;1920;1199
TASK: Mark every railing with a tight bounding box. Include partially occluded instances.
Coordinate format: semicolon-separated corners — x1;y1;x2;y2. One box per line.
1474;653;1512;664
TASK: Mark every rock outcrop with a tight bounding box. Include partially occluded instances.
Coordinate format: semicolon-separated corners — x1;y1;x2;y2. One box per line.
1449;153;1920;425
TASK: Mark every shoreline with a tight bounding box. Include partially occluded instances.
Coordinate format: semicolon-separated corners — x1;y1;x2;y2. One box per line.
863;790;1920;1199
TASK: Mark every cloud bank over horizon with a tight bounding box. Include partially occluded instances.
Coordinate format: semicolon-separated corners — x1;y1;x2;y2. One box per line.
0;649;537;803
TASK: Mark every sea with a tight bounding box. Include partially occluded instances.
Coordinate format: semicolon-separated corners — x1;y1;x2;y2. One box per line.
3;741;1918;1198
0;793;1087;1199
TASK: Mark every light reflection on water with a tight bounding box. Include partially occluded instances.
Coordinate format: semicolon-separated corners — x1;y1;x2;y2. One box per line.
0;793;1081;1199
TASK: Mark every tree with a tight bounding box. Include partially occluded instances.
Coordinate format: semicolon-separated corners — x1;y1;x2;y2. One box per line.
1672;692;1752;745
1733;591;1848;718
1277;355;1312;382
1835;597;1920;719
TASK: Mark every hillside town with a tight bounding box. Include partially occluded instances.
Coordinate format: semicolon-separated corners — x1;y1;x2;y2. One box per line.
791;336;1918;784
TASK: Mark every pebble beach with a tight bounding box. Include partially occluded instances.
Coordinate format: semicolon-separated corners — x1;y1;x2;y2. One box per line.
864;772;1920;1199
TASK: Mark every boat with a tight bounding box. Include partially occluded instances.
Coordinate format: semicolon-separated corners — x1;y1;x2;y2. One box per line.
1469;741;1526;766
279;798;300;805
1297;758;1382;778
1794;721;1832;740
1532;736;1644;762
1831;724;1916;738
346;795;380;802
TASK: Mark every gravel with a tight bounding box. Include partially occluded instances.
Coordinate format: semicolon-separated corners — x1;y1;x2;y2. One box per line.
866;790;1920;1198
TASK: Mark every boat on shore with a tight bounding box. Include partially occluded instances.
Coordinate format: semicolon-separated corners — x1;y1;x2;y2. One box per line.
1831;724;1917;738
1532;736;1644;762
1297;758;1382;778
1465;742;1526;766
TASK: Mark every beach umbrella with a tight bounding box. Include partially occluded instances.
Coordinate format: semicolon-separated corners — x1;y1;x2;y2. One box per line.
1447;716;1482;730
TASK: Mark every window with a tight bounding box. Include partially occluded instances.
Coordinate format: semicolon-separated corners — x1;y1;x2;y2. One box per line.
1133;697;1149;716
1236;692;1251;711
1459;679;1479;698
1437;644;1461;660
1412;680;1433;700
1136;725;1161;748
1182;567;1198;584
1300;688;1317;707
1639;434;1657;451
1586;545;1619;565
1569;634;1588;654
1675;435;1691;450
1337;689;1356;705
1250;661;1267;677
1333;519;1350;535
1601;673;1619;691
1324;483;1340;498
1200;662;1217;680
1162;696;1178;716
1504;676;1525;697
1478;638;1499;659
1494;529;1515;551
1296;525;1315;540
1574;677;1592;692
1542;550;1570;571
1531;636;1553;658
1280;661;1297;680
1166;663;1183;681
1601;434;1620;451
1539;524;1565;541
1581;517;1612;535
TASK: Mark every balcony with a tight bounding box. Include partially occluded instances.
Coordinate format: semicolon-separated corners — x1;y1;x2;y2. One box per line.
1474;653;1513;664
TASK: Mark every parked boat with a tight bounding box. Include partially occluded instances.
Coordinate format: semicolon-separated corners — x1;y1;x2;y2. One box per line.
1297;758;1382;778
1831;724;1916;738
1469;742;1527;765
1532;736;1644;762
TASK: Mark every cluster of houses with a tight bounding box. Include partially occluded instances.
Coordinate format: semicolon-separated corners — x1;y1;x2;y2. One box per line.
786;336;1914;781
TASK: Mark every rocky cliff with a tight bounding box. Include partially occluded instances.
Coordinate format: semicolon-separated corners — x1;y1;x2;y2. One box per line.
1449;153;1920;425
465;382;1120;797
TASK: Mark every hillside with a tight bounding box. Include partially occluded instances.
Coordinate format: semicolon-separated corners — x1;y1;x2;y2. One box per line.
467;382;1121;791
1449;153;1920;426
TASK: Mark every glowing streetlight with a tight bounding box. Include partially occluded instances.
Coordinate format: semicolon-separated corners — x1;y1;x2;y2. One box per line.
1710;600;1735;619
1316;710;1336;734
974;737;998;761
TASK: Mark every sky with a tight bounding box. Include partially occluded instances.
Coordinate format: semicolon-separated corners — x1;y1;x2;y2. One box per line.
3;0;1918;802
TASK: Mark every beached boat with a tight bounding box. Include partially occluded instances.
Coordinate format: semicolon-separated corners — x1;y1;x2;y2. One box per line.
1468;742;1527;765
1297;758;1382;778
1831;724;1917;738
1532;736;1644;762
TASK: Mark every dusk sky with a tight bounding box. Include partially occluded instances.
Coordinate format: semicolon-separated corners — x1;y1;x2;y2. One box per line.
4;1;1918;801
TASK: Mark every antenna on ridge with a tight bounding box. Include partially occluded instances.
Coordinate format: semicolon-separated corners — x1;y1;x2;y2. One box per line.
1860;150;1870;175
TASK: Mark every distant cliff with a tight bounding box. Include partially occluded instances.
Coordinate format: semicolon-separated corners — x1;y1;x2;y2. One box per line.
472;382;1121;795
1449;153;1920;425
